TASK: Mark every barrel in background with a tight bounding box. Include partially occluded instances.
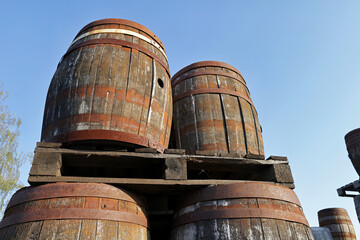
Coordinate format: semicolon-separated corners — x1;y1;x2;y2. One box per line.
345;128;360;176
171;61;264;157
41;18;172;152
311;227;334;240
171;182;313;240
318;208;356;240
354;195;360;224
0;182;149;240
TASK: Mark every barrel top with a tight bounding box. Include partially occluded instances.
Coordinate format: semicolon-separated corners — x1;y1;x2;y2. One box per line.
6;182;146;210
345;128;360;145
76;18;165;51
178;181;302;209
318;207;349;217
171;60;245;83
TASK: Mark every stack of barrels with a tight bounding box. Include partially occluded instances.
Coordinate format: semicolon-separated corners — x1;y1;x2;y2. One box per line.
0;18;313;239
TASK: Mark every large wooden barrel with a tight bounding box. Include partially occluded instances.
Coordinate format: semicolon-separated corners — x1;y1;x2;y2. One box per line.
0;182;149;239
318;208;356;240
355;195;360;224
171;182;313;239
41;18;172;152
311;227;334;240
345;128;360;175
171;61;264;158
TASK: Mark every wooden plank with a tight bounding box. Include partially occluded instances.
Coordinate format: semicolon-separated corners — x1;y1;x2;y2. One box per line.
164;149;185;154
36;142;62;148
135;148;158;153
28;176;295;192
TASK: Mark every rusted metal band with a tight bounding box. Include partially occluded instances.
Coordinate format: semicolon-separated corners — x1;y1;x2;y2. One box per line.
76;18;165;51
45;129;166;153
173;208;309;227
70;28;167;60
171;61;244;83
0;208;148;229
173;88;254;107
345;128;360;148
319;219;353;226
178;182;302;209
63;38;170;77
171;70;247;88
6;182;145;210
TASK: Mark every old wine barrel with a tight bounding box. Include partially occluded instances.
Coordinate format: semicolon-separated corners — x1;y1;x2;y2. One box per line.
171;61;264;157
171;182;313;239
345;128;360;175
311;227;334;240
0;182;149;240
318;208;356;240
41;18;172;152
354;195;360;224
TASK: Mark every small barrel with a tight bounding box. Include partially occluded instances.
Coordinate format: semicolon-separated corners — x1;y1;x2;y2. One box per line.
311;227;334;240
171;61;264;157
318;208;356;240
354;195;360;224
171;182;313;239
41;18;172;152
345;128;360;175
0;182;149;239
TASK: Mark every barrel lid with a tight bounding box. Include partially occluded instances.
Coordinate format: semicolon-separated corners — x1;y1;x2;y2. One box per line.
171;61;245;84
6;182;146;210
345;128;360;147
76;18;166;53
178;181;302;209
318;207;349;217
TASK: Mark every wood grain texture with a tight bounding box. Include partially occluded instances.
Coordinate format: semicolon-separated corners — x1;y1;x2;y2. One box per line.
0;183;149;240
318;208;357;240
171;182;313;240
172;61;264;158
41;18;172;152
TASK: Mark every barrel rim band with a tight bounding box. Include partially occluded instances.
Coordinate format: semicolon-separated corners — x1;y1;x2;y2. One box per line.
62;38;170;77
70;28;167;60
173;88;254;108
76;18;165;51
177;182;302;209
171;61;245;83
6;182;146;210
43;129;166;153
172;208;309;228
171;70;247;88
0;208;148;229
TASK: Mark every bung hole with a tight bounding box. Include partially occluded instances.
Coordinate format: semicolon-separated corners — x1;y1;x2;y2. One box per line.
157;78;164;88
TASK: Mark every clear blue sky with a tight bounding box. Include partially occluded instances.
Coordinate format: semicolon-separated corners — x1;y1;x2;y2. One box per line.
1;0;360;235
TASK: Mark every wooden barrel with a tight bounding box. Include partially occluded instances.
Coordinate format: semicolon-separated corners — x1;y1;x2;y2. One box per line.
41;18;172;152
171;61;264;158
0;182;149;239
355;195;360;224
345;128;360;175
311;227;334;240
171;182;313;239
318;208;356;240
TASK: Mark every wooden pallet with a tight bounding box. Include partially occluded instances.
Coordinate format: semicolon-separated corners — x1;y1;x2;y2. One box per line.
29;142;294;192
337;179;360;197
28;142;295;240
